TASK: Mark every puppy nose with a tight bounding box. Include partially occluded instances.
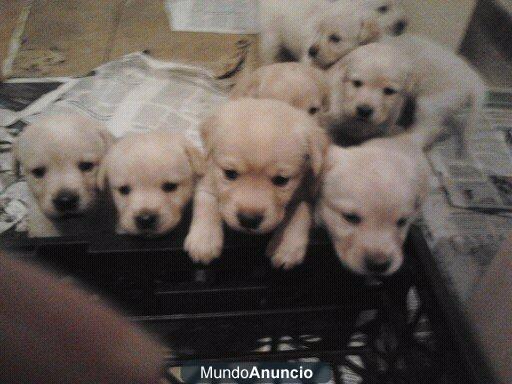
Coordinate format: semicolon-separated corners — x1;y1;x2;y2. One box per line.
237;212;264;230
393;20;407;35
308;45;319;58
364;254;392;274
356;105;374;119
53;190;79;212
135;212;159;231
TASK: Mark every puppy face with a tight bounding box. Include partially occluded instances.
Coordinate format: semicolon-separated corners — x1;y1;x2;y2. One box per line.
230;63;329;124
13;114;113;218
356;0;408;36
98;131;204;236
319;145;428;276
305;4;379;69
330;43;412;134
202;98;328;234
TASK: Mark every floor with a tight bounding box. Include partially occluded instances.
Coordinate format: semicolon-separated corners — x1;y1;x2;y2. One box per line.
1;1;511;86
0;0;258;79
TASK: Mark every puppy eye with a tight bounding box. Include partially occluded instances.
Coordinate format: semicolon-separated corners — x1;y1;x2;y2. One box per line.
271;175;290;186
31;167;46;179
378;5;389;13
383;87;397;95
224;169;239;180
396;217;408;228
329;34;341;43
308;107;319;115
352;80;363;88
78;161;95;172
162;182;178;193
342;213;362;225
118;185;131;195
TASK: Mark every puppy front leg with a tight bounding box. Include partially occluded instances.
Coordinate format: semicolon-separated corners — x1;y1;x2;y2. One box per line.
184;177;224;264
269;201;312;269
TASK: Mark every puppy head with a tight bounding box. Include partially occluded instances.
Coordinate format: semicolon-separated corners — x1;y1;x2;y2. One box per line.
12;114;114;218
230;63;330;124
356;0;408;36
304;3;380;69
202;98;329;234
98;131;204;236
332;43;413;134
319;145;429;276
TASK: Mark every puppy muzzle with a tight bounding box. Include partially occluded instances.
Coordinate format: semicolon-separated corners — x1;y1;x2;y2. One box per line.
52;189;81;215
237;212;264;231
134;210;160;234
393;20;407;35
364;254;392;275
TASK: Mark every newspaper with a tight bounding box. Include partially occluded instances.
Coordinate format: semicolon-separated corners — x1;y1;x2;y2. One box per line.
421;88;512;303
428;90;512;212
0;52;229;234
165;0;260;34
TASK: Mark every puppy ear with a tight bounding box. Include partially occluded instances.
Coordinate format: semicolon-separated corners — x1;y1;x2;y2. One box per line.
183;138;206;176
199;115;218;158
404;71;419;96
96;126;116;152
358;18;381;45
414;155;431;206
312;68;330;113
325;144;348;174
305;122;330;177
11;138;22;179
229;70;261;99
326;61;348;118
96;155;110;192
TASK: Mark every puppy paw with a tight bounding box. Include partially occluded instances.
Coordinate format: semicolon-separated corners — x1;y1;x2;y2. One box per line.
184;223;223;264
271;236;307;270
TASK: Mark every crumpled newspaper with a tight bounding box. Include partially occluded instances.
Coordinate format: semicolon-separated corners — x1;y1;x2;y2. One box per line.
0;181;29;233
0;52;230;234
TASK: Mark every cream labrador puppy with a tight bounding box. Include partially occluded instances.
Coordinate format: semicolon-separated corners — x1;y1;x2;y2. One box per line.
351;0;408;36
317;134;429;275
230;63;329;124
185;98;329;268
327;36;486;148
12;114;114;237
98;130;205;236
259;0;379;68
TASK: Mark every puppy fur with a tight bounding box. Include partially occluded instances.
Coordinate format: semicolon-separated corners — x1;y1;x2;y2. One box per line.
259;0;380;68
0;255;164;384
12;114;114;237
98;130;205;236
185;98;329;268
351;0;408;36
230;62;329;124
327;35;486;148
317;135;429;275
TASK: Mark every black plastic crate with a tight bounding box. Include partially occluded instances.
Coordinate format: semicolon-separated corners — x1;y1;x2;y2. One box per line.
0;221;494;383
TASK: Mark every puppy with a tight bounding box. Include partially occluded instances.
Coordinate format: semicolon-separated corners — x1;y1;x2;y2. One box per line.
98;131;205;236
327;36;486;148
0;254;164;384
185;98;329;268
259;0;379;68
12;114;114;237
317;135;429;276
351;0;408;36
327;42;412;144
230;62;329;124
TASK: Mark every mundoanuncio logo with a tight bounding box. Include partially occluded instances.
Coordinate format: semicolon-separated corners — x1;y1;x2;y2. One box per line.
173;362;333;384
